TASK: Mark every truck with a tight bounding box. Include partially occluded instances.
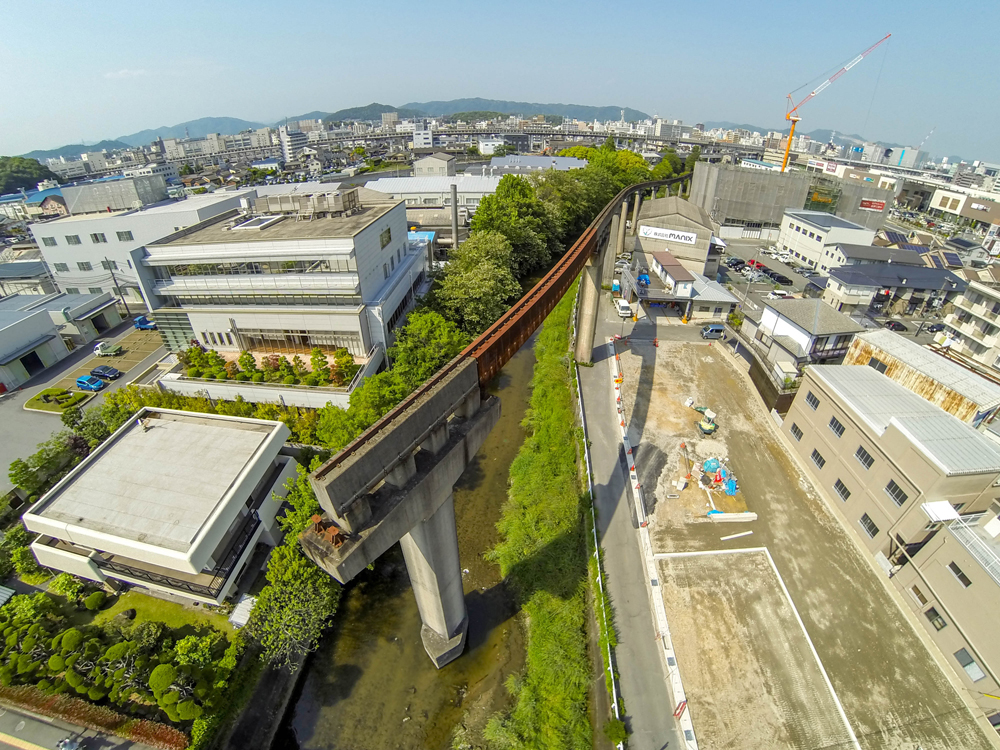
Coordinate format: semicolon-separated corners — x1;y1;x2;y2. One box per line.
133;315;157;330
94;341;123;357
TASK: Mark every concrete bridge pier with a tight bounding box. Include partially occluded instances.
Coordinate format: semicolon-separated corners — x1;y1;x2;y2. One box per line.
399;494;467;666
602;213;620;279
574;255;603;364
302;358;500;668
630;192;642;234
615;200;629;256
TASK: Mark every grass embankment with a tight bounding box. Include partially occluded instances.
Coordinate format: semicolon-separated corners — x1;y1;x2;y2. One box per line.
92;590;235;635
485;281;593;749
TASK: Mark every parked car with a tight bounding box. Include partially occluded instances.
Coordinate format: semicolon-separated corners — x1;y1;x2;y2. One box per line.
701;324;726;339
93;341;123;357
76;375;106;392
90;365;122;380
927;322;946;333
747;259;766;269
774;275;793;285
884;320;908;331
133;315;157;330
767;290;794;300
615;298;633;318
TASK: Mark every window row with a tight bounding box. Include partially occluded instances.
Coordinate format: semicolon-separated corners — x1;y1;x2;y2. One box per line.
62;287;103;294
52;260;118;273
44;231;133;247
161;293;362;307
154;258;356;278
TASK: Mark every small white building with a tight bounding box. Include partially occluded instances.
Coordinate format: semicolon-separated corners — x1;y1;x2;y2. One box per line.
777;210;877;271
364;175;501;212
25;408;298;604
478;138;505;156
413;153;456;177
0;309;71;392
0;292;122;348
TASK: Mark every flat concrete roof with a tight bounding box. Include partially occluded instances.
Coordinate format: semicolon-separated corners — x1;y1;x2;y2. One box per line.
34;411;276;551
152;201;398;246
785;210;865;231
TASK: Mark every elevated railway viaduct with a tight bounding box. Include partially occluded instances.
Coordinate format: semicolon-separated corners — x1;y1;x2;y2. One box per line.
300;174;687;666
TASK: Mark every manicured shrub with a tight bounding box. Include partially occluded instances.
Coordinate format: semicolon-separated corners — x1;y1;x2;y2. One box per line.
202;372;216;381
282;375;297;385
186;368;202;378
251;373;264;383
148;664;176;696
234;372;249;382
84;592;106;611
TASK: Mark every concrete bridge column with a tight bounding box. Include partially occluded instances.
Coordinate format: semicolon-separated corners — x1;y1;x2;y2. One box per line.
399;494;468;668
574;258;602;364
631;192;642;234
602;213;620;279
615;200;628;256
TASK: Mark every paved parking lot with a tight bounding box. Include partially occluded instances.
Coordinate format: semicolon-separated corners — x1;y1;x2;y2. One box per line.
49;329;162;391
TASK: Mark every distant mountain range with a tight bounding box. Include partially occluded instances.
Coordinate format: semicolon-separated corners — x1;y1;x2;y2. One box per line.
115;117;266;147
23;140;132;161
403;98;649;122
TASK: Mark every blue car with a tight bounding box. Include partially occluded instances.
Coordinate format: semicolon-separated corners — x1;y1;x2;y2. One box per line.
76;375;106;392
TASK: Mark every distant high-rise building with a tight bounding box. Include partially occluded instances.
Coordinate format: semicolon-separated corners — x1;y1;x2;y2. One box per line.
279;125;307;161
382;111;399;130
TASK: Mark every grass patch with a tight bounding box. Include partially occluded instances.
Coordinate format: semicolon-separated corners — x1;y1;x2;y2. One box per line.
484;280;593;750
93;590;234;635
25;388;91;413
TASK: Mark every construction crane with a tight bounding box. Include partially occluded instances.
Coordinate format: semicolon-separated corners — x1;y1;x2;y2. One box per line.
781;33;891;173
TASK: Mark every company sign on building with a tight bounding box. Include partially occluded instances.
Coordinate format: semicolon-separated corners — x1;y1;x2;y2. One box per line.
859;199;886;212
638;225;698;245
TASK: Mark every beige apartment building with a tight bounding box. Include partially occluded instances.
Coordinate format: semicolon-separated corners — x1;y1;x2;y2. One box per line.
784;364;1000;722
936;280;1000;368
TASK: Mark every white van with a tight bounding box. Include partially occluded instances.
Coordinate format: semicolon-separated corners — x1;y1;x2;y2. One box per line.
615;299;632;318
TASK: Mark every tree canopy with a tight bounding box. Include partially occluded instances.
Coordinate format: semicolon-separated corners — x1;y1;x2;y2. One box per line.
0;157;58;194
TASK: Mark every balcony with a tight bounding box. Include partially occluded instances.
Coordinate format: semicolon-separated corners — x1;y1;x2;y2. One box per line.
93;511;261;599
947;514;1000;589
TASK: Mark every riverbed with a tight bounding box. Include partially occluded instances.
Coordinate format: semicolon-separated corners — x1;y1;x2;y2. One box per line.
281;337;536;750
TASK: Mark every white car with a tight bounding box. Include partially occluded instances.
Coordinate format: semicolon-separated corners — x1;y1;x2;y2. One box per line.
766;290;794;300
615;298;632;318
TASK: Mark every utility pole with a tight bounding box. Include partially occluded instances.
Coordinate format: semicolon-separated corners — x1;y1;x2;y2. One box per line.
105;257;131;318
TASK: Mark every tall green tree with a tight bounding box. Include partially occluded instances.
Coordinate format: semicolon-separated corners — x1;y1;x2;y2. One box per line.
470;175;558;277
388;311;470;389
685;145;701;174
0;157;58;194
435;231;522;336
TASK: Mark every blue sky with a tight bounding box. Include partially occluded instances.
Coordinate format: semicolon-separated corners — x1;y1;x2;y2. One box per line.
3;0;994;161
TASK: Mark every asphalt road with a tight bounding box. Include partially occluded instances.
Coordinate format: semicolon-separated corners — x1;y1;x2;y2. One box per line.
0;321;165;496
0;703;155;750
577;294;684;750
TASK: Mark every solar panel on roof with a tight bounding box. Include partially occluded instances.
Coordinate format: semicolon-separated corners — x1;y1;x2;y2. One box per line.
885;231;907;245
931;256;945;268
943;252;963;266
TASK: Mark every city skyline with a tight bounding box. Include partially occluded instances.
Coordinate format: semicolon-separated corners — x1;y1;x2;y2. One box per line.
2;0;997;161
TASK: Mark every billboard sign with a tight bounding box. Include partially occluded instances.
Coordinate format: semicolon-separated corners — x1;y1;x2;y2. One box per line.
859;199;886;212
638;225;698;245
825;162;838;173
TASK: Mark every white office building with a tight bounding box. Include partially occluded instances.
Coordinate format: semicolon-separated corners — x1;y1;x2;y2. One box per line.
777;210;877;271
364;175;501;211
29;192;252;307
25;408;298;604
134;189;425;358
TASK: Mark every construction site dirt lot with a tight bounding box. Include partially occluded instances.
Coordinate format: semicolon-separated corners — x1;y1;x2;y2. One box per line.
658;550;854;750
617;340;993;750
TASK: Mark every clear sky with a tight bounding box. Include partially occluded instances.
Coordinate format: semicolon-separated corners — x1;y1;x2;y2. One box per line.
3;0;994;162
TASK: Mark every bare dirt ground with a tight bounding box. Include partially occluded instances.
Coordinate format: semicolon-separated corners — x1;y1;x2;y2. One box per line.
658;550;854;750
618;340;993;750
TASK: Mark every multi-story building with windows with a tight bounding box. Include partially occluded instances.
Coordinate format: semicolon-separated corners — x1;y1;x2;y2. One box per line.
936;280;1000;368
134;189;423;358
29;192;252;307
25;408;297;604
784;365;1000;725
777;210;876;271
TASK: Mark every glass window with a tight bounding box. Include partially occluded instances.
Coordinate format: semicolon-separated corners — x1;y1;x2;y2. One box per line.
53;263;69;272
380;227;392;248
859;513;879;538
811;449;826;469
41;237;57;247
949;562;972;587
829;416;845;437
383;263;388;279
805;391;819;410
910;586;927;605
868;357;887;374
834;479;851;501
65;235;81;245
885;480;908;507
88;287;102;294
224;332;233;346
101;260;118;270
855;446;874;469
90;233;107;244
790;423;803;441
64;287;80;294
209;332;218;346
954;649;986;682
116;230;134;241
924;607;946;631
77;262;92;271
